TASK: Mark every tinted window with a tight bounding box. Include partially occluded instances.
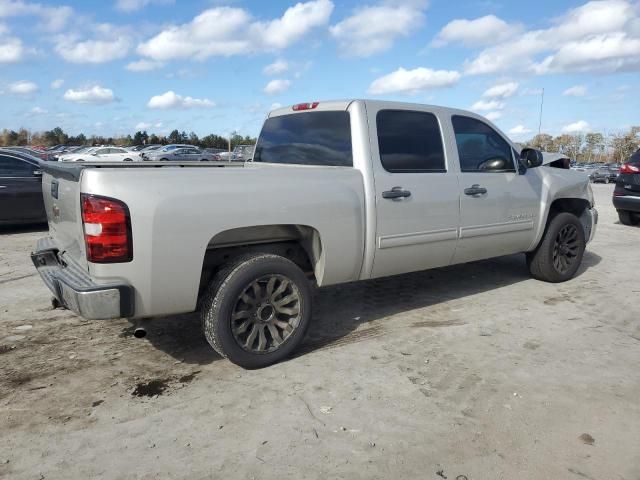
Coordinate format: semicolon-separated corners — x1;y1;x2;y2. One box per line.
377;110;445;173
0;155;34;176
452;116;515;172
254;111;352;167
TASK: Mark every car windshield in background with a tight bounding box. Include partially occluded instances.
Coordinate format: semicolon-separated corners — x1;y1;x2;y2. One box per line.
253;111;352;167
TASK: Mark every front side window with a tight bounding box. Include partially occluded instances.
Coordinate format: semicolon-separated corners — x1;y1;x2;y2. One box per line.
452;116;515;172
0;156;34;176
254;111;352;167
376;110;446;173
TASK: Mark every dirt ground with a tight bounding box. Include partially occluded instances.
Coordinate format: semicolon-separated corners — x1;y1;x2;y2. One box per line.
1;183;639;480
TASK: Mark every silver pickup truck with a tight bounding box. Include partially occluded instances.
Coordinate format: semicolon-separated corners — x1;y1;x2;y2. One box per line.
32;100;597;368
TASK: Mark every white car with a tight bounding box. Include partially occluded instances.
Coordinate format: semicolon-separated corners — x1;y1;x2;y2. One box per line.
61;147;140;162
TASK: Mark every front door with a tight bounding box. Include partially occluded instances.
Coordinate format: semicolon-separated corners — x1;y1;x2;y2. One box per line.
449;115;540;264
370;107;460;278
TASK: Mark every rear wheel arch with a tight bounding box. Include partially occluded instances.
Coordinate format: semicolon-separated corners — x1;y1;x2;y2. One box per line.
197;224;324;303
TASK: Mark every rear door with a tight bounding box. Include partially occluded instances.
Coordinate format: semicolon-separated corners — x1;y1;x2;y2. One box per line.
369;106;460;278
449;115;540;264
0;155;45;222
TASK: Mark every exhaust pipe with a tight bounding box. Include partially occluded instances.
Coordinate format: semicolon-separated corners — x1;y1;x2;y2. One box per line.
133;327;147;339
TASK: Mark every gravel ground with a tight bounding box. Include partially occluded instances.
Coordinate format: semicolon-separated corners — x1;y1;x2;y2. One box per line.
1;183;639;480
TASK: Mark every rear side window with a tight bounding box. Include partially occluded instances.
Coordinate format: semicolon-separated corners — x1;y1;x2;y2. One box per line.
254;111;352;167
376;110;446;173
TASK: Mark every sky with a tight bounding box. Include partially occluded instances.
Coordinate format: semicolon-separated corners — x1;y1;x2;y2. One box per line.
0;0;638;141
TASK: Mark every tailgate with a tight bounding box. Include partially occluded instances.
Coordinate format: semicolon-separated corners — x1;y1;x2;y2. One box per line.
40;164;88;272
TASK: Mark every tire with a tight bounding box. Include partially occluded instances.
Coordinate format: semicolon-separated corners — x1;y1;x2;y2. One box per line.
618;210;638;226
526;212;585;283
200;253;312;369
604;177;610;184
123;158;132;162
160;158;169;161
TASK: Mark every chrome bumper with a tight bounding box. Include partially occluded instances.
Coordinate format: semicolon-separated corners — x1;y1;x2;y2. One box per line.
31;238;134;320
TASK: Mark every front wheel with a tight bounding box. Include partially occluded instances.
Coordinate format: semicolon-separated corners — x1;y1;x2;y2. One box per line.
604;177;610;184
200;253;312;368
526;212;586;283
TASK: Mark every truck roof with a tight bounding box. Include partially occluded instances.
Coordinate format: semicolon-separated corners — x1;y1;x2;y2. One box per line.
268;99;501;123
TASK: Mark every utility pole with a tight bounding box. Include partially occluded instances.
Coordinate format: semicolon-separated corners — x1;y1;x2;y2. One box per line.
537;88;544;136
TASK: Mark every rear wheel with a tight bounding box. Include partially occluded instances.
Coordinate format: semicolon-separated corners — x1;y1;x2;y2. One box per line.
160;158;169;161
526;212;585;283
604;177;610;184
123;158;132;162
200;253;312;368
618;210;638;226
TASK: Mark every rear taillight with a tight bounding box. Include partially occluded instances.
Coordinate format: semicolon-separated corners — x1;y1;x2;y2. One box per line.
620;163;640;174
292;102;319;111
81;194;132;263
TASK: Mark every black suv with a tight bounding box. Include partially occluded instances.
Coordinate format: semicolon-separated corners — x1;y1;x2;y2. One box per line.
613;150;640;225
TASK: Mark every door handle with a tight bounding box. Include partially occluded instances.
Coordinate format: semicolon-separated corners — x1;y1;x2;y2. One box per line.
0;186;6;189
464;184;487;196
382;187;411;199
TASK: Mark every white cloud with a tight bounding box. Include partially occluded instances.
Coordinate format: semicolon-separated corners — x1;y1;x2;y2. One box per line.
263;79;291;95
7;80;38;95
563;85;588;97
263;59;288;75
464;0;640;75
433;15;520;47
54;32;131;64
483;81;519;99
508;125;532;135
138;0;333;61
470;99;504;111
270;102;283;110
485;111;503;121
63;85;115;104
50;78;64;89
532;33;640;74
147;90;215;109
562;120;590;133
30;106;46;114
330;1;427;57
115;0;174;12
368;67;460;95
0;35;26;62
0;1;73;31
126;59;163;71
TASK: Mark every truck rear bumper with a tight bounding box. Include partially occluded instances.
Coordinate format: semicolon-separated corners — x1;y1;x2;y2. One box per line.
31;238;134;320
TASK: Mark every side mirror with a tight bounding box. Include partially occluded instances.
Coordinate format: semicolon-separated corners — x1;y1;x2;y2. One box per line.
91;152;98;156
521;148;543;168
33;169;42;177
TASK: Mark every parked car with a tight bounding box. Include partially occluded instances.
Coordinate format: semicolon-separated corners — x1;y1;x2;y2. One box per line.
233;144;254;161
613;149;640;225
146;147;218;162
590;164;619;183
204;148;227;160
0;151;46;225
61;147;141;162
141;144;189;160
32;99;597;368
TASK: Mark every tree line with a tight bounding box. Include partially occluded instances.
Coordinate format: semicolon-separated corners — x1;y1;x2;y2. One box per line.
522;126;639;164
0;127;257;150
